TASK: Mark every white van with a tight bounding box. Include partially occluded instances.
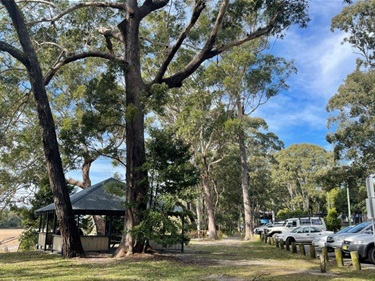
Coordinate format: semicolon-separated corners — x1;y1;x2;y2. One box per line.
264;217;326;237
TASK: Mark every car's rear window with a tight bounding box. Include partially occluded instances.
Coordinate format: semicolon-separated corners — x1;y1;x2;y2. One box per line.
311;218;323;225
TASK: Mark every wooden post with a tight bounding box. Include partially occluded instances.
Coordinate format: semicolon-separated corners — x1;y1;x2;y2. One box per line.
299;244;306;256
292;242;297;253
271;238;275;246
275;239;279;248
285;240;290;251
320;254;327;273
322;247;329;263
350;251;361;271
280;240;284;250
334;248;344;267
268;237;272;245
309;245;316;258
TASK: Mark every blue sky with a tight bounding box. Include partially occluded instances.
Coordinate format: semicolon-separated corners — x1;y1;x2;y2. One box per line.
69;1;359;185
256;1;358;149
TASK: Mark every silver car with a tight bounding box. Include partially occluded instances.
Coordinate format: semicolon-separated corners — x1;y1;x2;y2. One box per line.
312;225;354;249
342;231;375;263
276;226;333;245
326;222;372;252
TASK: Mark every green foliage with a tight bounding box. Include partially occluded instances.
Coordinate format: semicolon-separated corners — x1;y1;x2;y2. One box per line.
276;209;309;220
0;210;22;228
327;70;375;174
331;0;375;68
143;127;198;246
18;228;38;251
132;208;190;248
272;144;334;213
326;208;341;232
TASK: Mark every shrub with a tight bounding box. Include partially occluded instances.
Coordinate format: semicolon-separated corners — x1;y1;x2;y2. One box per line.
326;208;341;232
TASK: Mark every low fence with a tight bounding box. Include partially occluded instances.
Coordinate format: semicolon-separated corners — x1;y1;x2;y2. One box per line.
255;234;362;272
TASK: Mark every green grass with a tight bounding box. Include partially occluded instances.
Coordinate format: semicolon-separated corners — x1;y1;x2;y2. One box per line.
0;239;374;280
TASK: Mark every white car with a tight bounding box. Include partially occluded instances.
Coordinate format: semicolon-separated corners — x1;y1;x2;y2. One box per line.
276;226;334;245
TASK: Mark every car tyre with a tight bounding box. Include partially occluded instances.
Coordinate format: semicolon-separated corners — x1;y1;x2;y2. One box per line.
286;237;295;245
368;247;375;264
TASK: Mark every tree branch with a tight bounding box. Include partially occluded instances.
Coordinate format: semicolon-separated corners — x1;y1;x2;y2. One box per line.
139;0;169;19
150;0;206;87
44;52;125;85
162;6;281;89
32;2;126;25
0;41;29;66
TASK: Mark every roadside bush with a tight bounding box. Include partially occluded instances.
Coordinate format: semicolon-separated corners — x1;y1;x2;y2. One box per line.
18;228;38;251
326;208;341;232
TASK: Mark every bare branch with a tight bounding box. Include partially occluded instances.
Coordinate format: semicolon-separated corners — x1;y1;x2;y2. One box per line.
162;7;281;89
17;0;56;8
0;41;28;66
150;0;206;87
66;178;84;188
44;52;125;85
139;0;169;19
25;1;125;25
98;27;124;43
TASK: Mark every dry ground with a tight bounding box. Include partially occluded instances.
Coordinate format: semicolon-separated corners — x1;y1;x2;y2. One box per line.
0;229;23;252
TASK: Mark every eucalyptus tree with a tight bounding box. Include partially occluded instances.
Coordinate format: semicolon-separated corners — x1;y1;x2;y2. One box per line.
165;81;234;240
0;1;84;257
55;63;126;234
272;144;333;213
331;0;375;69
327;0;375;177
204;45;294;240
210;118;283;233
0;0;309;254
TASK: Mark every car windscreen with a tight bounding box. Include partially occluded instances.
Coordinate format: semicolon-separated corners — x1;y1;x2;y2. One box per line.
347;222;370;233
337;225;354;234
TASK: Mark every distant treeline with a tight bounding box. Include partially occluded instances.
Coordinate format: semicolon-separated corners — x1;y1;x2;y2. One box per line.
0;210;22;228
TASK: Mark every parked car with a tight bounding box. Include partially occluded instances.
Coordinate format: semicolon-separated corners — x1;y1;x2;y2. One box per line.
341;230;375;263
264;217;326;238
256;221;284;235
312;225;354;249
326;221;372;252
254;223;272;234
275;226;333;245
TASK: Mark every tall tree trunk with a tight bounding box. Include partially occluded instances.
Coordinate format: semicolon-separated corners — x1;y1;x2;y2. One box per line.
196;194;202;238
116;5;149;256
81;160;106;235
237;98;253;241
202;162;217;240
1;0;84;258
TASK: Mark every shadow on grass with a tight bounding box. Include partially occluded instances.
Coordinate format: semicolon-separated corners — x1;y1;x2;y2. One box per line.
0;240;374;280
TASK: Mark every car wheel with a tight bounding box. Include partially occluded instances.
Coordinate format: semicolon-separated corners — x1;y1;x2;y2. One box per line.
286;237;295;245
272;233;279;238
368;247;375;264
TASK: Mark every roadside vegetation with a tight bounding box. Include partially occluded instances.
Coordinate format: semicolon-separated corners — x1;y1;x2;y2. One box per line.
0;237;374;281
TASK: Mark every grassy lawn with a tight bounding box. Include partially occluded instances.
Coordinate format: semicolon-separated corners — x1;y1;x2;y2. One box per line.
0;237;374;281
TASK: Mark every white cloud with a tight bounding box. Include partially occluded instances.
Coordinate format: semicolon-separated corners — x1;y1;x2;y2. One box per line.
254;1;359;148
